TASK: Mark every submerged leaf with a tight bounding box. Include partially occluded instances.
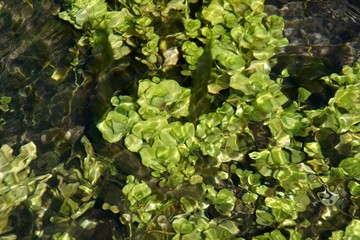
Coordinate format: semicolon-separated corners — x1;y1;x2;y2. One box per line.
172;218;195;234
202;0;224;25
137;79;191;119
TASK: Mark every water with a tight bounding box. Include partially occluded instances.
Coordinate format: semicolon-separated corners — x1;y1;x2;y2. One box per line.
1;0;360;238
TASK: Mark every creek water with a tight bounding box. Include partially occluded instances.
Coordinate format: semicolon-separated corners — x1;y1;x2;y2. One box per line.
1;0;360;238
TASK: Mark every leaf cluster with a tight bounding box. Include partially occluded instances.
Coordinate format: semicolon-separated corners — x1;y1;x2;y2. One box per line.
88;0;360;239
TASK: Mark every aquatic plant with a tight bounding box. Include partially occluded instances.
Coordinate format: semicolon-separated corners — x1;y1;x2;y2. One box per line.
1;0;360;239
92;0;360;238
0;142;50;237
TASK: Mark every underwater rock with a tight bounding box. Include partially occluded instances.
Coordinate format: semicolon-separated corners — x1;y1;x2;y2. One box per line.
265;0;360;68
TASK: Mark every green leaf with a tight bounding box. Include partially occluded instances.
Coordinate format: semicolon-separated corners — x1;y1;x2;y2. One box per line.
132;117;168;140
249;0;264;12
287;229;302;240
0;142;38;188
139;146;164;171
172;218;195;234
59;0;107;29
348;180;360;195
106;9;132;28
252;46;275;60
326;63;360;86
189;175;203;185
339;156;360;180
0;96;11;112
137;79;191;118
97;96;139;143
0;141;50;235
182;41;204;66
81;136;106;185
203;228;218;240
161;0;187;17
333;86;360;112
344;220;360;239
270;229;287;240
273;165;308;195
269;147;290;165
51;232;76;240
329;230;345;240
304;142;324;159
184;19;201;34
182;231;203;240
338;114;360;133
297;87;312;102
256;210;275;226
58;181;80;199
125;134;144;152
216;220;239;238
157;146;181;167
159;128;179;146
254;89;287;117
213;189;236;216
249;150;270;161
230;72;273;95
122;176;152;205
202;0;224;25
108;34;131;60
180;197;198;213
97;111;130;143
217;52;246;70
242;192;258;204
